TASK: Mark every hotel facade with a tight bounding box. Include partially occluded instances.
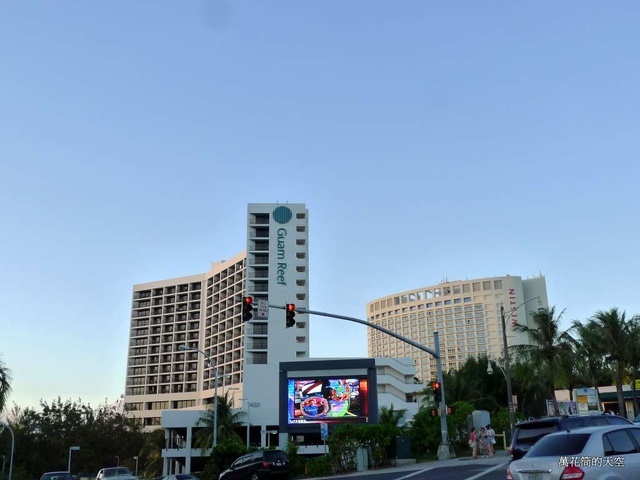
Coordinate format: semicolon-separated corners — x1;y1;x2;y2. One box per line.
366;275;549;384
123;203;310;429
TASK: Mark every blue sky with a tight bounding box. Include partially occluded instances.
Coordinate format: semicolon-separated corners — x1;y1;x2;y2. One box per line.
1;1;638;410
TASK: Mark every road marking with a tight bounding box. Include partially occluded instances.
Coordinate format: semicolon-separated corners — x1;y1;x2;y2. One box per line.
395;467;437;480
463;462;508;480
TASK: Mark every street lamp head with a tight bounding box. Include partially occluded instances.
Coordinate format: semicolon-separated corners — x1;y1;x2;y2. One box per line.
487;363;494;375
70;446;80;451
133;456;138;460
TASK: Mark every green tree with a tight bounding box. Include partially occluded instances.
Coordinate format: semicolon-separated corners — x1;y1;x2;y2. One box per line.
569;319;607;399
512;306;574;411
623;315;640;416
378;404;408;433
3;398;146;479
589;308;631;416
0;355;12;414
139;427;166;479
195;391;245;449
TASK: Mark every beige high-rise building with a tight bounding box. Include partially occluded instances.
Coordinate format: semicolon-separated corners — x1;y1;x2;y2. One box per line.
366;275;548;384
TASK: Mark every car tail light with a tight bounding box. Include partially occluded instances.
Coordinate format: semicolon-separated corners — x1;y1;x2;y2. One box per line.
560;465;585;479
506;467;513;480
263;461;269;469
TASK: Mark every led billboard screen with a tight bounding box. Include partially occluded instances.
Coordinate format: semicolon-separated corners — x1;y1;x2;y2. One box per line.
287;377;369;425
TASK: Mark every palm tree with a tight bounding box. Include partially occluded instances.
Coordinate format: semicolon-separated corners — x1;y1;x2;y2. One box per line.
625;316;640;415
569;320;607;400
0;354;12;413
379;404;408;432
195;391;245;449
589;308;630;416
512;306;574;413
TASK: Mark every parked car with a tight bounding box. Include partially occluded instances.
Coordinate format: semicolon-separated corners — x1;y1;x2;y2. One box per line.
507;424;640;479
510;414;633;460
218;450;290;480
96;467;137;480
41;472;72;480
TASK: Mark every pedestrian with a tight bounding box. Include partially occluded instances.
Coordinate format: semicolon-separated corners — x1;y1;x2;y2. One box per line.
479;426;488;457
469;427;478;460
486;424;496;457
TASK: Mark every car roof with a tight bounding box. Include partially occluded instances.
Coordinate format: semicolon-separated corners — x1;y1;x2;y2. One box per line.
544;424;640;436
516;415;632;425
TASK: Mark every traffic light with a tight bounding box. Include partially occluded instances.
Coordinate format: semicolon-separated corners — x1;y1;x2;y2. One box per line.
432;380;442;403
430;408;438;417
285;303;296;328
446;405;455;415
242;296;254;322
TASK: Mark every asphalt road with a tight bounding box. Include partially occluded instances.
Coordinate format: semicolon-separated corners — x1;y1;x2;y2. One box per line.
328;461;509;480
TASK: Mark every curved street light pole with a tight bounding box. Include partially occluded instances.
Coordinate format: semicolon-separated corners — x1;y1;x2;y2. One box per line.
179;345;217;449
500;296;541;439
0;422;14;480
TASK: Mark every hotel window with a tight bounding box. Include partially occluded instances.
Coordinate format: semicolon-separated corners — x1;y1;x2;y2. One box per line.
463;284;470;293
494;280;503;289
483;281;492;290
296;226;306;232
454;298;462;304
435;301;442;307
464;297;472;303
473;283;481;292
453;285;461;294
296;213;306;219
444;300;452;305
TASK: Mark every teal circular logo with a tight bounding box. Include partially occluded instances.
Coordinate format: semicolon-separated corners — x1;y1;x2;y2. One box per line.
273;206;293;224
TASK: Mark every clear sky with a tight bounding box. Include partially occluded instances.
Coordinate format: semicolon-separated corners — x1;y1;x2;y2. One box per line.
1;1;638;410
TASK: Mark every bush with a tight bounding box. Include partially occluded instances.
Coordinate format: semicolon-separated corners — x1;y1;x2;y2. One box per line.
202;439;248;480
283;440;305;478
305;456;332;477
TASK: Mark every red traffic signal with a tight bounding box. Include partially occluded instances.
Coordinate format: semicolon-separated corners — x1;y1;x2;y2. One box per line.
286;303;296;328
432;380;442;402
242;296;254;322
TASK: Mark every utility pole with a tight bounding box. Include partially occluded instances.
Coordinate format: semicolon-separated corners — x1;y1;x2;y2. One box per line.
501;305;517;440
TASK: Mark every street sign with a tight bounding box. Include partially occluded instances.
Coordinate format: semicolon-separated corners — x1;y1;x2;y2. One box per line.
255;300;269;320
249;402;261;408
320;422;329;440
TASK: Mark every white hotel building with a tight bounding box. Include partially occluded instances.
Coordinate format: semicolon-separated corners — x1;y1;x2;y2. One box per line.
124;203;311;428
366;275;549;384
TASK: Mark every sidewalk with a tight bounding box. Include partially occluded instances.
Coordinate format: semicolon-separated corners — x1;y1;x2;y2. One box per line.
308;450;510;479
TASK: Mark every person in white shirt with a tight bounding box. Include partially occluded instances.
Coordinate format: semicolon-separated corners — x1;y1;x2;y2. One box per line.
486;424;496;457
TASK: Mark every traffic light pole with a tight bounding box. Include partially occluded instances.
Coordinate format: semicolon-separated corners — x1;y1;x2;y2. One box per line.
269;304;453;460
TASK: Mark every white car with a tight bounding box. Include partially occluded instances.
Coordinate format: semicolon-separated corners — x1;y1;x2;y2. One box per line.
96;468;137;480
507;424;640;480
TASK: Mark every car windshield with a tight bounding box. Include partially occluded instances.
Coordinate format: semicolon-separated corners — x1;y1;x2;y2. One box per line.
527;433;590;457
